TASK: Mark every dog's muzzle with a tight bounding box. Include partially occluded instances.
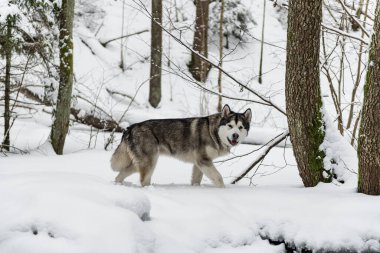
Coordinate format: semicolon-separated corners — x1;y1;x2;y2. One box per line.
227;137;239;146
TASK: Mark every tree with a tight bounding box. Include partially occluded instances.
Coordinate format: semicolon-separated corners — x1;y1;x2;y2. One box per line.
285;0;331;187
258;0;266;84
358;2;380;195
149;0;162;108
1;16;13;151
51;0;75;155
217;0;224;112
0;1;59;152
189;0;210;82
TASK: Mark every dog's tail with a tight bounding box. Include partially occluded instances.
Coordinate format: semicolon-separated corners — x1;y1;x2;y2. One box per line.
110;129;132;172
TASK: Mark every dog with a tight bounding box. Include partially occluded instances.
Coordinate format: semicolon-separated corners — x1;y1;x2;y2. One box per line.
110;104;252;187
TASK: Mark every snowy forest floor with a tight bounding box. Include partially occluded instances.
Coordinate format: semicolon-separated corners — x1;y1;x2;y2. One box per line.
1;126;380;253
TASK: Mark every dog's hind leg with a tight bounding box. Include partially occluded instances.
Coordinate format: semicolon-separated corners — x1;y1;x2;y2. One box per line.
115;165;137;184
111;141;130;172
191;165;203;186
139;154;158;187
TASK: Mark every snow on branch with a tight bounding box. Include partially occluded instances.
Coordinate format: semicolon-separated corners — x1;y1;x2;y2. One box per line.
0;1;20;23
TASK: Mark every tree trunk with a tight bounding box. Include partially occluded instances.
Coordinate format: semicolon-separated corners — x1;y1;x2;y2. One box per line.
189;0;210;82
285;0;329;187
120;0;126;71
51;0;75;155
217;0;224;112
2;18;12;151
258;0;266;84
149;0;162;108
358;3;380;195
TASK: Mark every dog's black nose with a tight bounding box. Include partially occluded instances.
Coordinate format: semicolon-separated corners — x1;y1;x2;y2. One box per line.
232;133;239;139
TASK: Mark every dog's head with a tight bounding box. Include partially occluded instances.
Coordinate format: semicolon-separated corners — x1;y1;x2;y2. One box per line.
218;104;252;147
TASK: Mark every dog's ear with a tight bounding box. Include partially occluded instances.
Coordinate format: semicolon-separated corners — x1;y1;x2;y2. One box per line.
243;108;252;122
222;104;231;118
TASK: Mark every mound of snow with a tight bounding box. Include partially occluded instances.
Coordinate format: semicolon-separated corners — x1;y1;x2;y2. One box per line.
0;163;153;253
321;106;358;184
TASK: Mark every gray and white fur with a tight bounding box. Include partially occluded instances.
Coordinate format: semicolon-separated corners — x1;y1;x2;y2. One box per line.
110;104;252;187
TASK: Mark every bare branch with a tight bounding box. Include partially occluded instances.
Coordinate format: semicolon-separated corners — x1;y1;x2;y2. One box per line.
321;23;369;45
99;29;149;47
336;0;370;37
231;130;290;184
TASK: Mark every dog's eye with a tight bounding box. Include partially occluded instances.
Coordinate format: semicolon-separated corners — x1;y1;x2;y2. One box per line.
239;126;243;130
228;124;233;129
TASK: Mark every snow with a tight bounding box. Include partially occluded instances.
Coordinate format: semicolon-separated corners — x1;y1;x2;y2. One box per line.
0;0;20;23
1;140;380;252
321;106;358;184
0;150;153;253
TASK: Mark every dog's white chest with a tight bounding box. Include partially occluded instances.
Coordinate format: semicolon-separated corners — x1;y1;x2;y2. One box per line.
206;145;227;159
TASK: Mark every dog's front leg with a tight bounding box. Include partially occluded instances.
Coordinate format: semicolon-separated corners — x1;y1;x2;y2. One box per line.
196;159;225;188
191;165;203;186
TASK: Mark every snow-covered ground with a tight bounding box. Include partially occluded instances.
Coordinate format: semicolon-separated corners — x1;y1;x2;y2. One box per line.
3;118;378;252
1;130;380;253
1;0;379;252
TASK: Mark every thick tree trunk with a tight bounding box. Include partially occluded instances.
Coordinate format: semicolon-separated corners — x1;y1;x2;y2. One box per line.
189;0;210;82
149;0;162;108
2;19;12;151
285;0;329;187
358;3;380;195
51;0;75;155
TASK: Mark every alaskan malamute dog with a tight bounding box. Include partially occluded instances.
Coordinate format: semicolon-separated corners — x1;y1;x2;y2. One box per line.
111;104;252;187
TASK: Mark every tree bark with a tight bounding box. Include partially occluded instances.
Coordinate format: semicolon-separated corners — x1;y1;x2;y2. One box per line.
2;18;12;151
217;0;224;112
358;3;380;195
189;0;210;82
149;0;162;108
258;0;266;84
51;0;75;155
285;0;329;187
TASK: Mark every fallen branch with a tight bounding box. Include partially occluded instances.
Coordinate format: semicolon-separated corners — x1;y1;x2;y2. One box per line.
19;87;47;105
70;108;123;132
0;144;29;155
19;87;122;132
231;130;290;184
100;29;149;47
79;37;96;55
106;88;140;106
